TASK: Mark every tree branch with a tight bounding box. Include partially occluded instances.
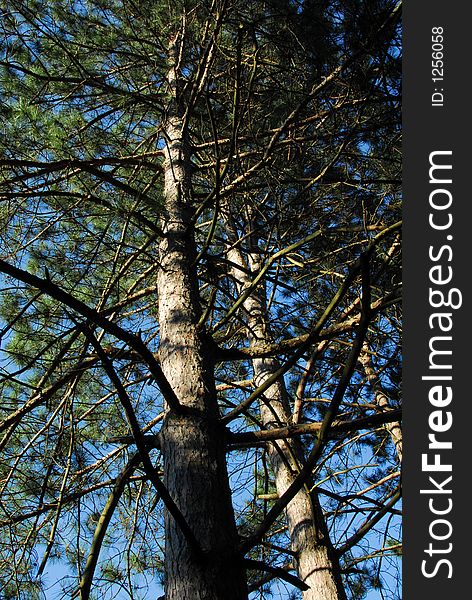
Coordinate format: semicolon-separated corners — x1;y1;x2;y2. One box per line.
0;258;182;413
108;409;402;450
336;488;402;556
77;323;204;561
243;558;309;591
78;453;141;600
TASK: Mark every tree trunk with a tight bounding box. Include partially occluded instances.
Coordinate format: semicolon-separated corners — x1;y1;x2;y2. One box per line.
359;343;403;462
156;39;248;600
225;233;347;600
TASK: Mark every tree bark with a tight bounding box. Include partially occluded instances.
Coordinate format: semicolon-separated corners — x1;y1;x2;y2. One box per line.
156;37;248;600
225;226;347;600
359;342;403;463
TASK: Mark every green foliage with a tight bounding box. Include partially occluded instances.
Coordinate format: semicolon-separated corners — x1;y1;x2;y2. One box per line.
0;0;401;597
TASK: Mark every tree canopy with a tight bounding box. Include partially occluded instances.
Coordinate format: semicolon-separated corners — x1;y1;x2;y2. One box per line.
0;1;401;599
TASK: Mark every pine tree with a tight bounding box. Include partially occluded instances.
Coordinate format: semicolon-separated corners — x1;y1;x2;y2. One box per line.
0;1;401;598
